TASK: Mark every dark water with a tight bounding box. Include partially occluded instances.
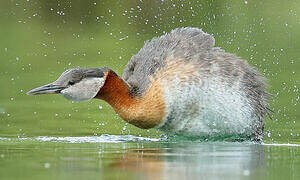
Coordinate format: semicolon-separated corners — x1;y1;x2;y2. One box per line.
0;135;299;180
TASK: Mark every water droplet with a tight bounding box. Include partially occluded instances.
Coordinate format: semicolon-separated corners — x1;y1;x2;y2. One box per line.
44;163;50;168
243;170;250;176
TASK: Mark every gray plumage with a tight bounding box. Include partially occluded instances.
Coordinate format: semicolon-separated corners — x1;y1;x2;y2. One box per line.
123;27;270;140
55;68;107;86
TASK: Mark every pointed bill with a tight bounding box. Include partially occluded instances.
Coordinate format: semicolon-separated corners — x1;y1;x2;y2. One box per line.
27;83;66;95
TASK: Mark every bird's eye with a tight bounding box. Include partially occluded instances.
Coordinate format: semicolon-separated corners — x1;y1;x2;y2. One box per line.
68;81;75;85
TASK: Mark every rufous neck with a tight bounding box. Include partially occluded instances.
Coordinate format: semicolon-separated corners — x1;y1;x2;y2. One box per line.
95;70;134;107
94;69;164;129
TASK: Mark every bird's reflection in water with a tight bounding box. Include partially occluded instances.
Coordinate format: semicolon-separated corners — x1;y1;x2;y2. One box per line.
108;142;264;179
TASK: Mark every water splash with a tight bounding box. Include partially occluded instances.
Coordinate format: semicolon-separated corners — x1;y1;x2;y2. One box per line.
262;143;300;147
0;135;299;146
0;134;159;143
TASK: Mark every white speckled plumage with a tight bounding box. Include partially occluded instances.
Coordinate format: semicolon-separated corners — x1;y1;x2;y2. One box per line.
157;68;254;138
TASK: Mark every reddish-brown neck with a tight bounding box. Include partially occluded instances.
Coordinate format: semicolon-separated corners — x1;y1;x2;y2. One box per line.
96;70;135;108
95;69;165;129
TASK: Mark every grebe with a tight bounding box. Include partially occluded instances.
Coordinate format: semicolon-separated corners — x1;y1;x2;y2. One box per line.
27;27;269;141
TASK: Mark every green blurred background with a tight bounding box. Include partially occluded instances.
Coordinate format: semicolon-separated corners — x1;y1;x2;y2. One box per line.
0;0;299;143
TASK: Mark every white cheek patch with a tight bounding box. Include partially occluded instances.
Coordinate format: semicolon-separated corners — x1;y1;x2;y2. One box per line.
60;77;105;101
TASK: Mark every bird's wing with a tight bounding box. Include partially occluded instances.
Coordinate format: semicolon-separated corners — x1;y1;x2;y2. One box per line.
122;27;215;95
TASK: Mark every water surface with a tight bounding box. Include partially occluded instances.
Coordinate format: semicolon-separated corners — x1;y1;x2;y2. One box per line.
0;135;299;180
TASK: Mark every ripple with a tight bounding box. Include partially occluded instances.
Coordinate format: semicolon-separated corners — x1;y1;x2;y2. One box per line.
0;136;299;146
35;134;160;143
0;134;160;143
262;143;300;147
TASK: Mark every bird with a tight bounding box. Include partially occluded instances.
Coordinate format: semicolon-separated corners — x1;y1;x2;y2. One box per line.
27;27;270;141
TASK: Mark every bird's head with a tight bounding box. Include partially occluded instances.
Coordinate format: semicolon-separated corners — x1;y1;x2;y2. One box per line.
27;68;109;101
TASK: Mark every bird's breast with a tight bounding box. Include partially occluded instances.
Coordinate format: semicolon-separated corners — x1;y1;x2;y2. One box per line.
152;59;256;138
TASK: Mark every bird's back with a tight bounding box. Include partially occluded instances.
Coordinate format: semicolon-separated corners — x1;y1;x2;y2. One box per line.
123;27;215;95
122;27;269;140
